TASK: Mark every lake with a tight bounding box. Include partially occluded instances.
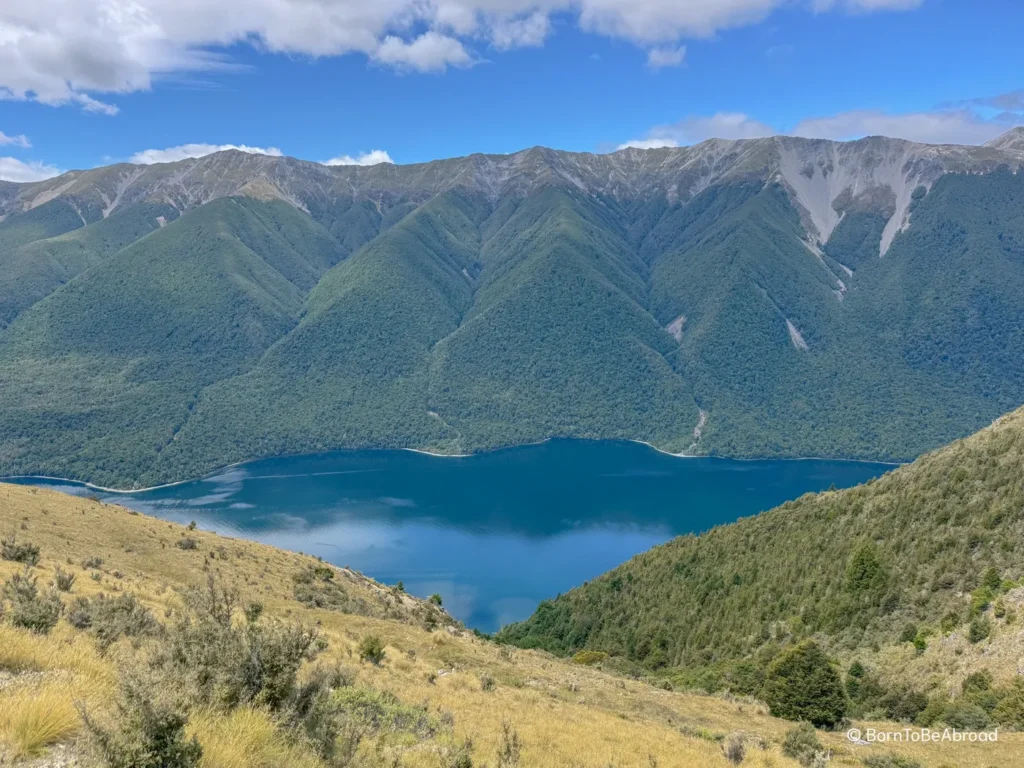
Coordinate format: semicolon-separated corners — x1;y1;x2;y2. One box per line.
10;440;892;632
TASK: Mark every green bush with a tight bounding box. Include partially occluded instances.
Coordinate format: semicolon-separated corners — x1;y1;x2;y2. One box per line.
496;720;522;768
333;686;438;738
571;650;609;666
53;566;76;592
1;536;40;566
780;722;823;767
2;568;62;634
358;634;386;666
881;686;929;722
175;537;199;551
761;641;847;727
941;701;990;730
968;616;991;643
71;593;160;650
81;675;202;768
721;732;745;764
993;679;1024;729
157;576;319;711
863;754;923;768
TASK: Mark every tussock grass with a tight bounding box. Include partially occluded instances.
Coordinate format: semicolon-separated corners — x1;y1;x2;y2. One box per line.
188;708;321;768
0;623;114;693
0;682;80;758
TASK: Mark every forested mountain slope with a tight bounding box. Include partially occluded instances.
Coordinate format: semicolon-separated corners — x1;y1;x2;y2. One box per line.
1;132;1023;486
497;404;1024;700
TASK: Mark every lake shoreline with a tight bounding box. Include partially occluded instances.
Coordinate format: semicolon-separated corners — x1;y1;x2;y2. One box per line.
1;439;904;495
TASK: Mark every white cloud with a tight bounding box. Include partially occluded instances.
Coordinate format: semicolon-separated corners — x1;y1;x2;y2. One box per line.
620;101;1024;151
490;11;551;50
373;32;472;72
0;0;924;112
0;157;62;182
0;131;31;148
324;149;394;166
620;111;775;148
129;143;283;164
646;45;686;69
791;109;1019;145
617;138;678;150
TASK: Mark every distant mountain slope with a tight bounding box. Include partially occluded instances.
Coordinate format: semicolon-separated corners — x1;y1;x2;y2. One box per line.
0;130;1023;486
497;404;1024;691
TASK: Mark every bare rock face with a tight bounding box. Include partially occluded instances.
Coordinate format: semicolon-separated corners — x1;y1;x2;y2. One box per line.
985;126;1024;152
3;130;1022;257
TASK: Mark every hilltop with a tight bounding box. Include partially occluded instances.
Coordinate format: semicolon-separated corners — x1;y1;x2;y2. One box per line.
3;481;1022;767
499;404;1024;727
1;130;1024;486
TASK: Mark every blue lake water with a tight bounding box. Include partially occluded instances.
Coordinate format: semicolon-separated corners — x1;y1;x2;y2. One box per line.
10;440;892;632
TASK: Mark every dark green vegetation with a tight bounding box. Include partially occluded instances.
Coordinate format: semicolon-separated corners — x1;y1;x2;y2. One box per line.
498;405;1024;726
1;141;1023;486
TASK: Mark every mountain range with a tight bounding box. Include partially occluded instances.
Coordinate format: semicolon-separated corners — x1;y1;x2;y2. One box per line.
1;128;1023;487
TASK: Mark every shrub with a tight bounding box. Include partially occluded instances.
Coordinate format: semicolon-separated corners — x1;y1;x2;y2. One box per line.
2;569;62;634
82;556;104;570
175;537;199;551
358;635;386;666
968;616;991;643
881;686;929;722
441;739;474;768
993;679;1024;729
72;593;160;650
281;664;355;761
1;536;40;566
67;597;93;629
430;593;444;606
332;686;437;738
52;567;76;592
781;722;823;767
941;701;990;730
496;720;522;767
863;754;923;768
845;543;887;595
762;641;847;727
899;623;918;643
157;576;319;711
914;696;949;727
81;676;202;768
571;650;609;666
480;673;496;692
293;567;351;612
721;732;745;764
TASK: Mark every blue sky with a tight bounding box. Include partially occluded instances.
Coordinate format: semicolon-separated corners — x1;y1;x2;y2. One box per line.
0;0;1022;181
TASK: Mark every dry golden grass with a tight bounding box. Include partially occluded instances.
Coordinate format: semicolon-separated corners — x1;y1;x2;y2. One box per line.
188;707;323;768
0;681;81;758
2;481;1023;767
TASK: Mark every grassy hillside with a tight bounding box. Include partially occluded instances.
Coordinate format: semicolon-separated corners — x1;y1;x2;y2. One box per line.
498;405;1024;725
3;483;1021;767
1;168;1024;486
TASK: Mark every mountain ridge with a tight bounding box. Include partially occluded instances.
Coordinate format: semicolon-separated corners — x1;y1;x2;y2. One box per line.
4;129;1022;259
1;129;1023;486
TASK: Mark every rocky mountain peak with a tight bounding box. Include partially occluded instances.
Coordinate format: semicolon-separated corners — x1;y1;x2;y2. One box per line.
985;126;1024;152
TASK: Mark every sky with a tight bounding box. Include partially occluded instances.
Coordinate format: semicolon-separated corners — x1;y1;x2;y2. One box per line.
0;0;1022;182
